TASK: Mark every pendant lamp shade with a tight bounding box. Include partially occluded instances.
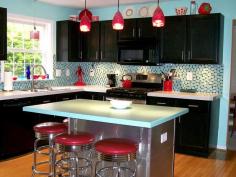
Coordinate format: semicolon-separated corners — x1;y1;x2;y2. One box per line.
112;0;124;30
79;8;92;21
30;26;40;40
112;11;124;30
152;0;165;27
79;0;91;32
80;15;91;32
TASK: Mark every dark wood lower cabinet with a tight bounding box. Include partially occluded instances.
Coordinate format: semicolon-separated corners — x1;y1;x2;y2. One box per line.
78;91;106;101
0;92;79;160
147;97;212;157
0;98;35;159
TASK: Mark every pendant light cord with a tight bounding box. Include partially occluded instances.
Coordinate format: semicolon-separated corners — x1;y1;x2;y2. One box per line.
158;0;160;6
118;0;120;10
85;0;87;9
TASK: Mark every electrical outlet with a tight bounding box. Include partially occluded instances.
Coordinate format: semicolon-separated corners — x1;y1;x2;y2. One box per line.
90;69;95;77
55;69;61;77
187;72;193;81
160;132;168;144
66;68;70;77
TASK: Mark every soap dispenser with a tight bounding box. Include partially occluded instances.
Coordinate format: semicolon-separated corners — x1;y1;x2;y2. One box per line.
26;65;31;79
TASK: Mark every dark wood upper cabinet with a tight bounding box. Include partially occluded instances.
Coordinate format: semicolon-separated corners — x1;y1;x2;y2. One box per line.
187;14;223;64
0;7;7;61
118;18;157;41
160;16;187;63
56;20;83;62
83;22;100;62
100;21;118;62
83;21;118;62
160;13;223;64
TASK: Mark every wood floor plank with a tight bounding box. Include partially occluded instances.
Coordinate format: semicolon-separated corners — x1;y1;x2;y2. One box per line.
0;151;236;177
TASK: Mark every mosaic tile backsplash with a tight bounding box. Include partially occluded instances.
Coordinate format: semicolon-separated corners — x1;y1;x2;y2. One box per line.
0;62;223;94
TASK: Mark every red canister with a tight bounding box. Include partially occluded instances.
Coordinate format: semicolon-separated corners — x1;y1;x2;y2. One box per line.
163;80;173;91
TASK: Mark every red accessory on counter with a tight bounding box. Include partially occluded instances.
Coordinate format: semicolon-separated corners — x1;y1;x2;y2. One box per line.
198;3;212;14
163;80;172;91
74;66;86;86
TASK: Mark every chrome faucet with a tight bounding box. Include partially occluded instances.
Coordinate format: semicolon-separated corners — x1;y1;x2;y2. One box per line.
31;64;47;92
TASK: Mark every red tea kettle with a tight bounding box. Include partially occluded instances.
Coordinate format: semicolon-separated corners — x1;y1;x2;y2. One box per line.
121;75;132;88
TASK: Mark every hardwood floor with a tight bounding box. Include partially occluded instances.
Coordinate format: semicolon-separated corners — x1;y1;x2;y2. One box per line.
0;150;236;177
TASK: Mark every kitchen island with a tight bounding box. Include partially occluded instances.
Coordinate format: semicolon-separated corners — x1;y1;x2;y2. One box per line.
23;99;188;177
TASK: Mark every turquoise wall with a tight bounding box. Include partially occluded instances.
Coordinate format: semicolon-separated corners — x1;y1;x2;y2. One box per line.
91;0;236;148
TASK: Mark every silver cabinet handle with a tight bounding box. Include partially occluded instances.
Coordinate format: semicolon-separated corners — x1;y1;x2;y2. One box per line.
42;100;51;103
179;117;181;123
188;104;199;108
92;95;94;100
138;28;141;38
188;51;191;59
156;102;167;105
132;28;135;37
96;51;98;60
80;51;82;59
182;51;184;61
101;51;103;60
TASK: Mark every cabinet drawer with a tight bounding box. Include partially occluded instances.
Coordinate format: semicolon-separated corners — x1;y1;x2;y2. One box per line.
177;99;210;113
147;97;176;106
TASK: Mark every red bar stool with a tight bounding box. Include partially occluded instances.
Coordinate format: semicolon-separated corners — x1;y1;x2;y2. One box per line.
95;138;137;177
32;122;67;177
53;132;95;177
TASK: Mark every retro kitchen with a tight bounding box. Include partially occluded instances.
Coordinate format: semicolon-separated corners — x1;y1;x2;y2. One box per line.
0;0;236;177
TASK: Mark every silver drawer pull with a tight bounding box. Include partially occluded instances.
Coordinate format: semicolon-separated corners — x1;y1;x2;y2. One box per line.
156;102;167;105
42;100;51;103
188;104;199;108
62;98;70;101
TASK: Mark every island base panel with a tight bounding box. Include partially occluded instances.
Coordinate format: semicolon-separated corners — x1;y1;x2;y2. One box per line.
69;118;175;177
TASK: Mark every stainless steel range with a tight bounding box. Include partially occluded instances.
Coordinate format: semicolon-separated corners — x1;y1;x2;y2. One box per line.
106;73;162;104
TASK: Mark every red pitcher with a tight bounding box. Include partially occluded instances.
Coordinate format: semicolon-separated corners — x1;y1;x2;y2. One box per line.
163;80;172;91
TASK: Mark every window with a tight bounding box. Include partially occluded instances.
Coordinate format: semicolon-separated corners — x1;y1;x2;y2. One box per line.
3;14;53;80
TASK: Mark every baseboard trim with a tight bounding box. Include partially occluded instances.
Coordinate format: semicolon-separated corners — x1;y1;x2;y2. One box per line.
210;144;227;150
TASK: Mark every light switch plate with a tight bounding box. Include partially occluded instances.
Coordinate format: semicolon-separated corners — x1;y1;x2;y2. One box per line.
66;68;70;77
187;72;193;81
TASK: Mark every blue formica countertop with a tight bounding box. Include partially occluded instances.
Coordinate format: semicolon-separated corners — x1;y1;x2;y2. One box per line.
23;99;188;128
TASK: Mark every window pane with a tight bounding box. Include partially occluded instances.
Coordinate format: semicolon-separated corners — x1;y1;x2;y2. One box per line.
4;63;13;73
25;53;34;63
14;52;24;64
6;52;14;63
13;32;23;48
25;38;33;49
14;63;24;76
34;53;42;64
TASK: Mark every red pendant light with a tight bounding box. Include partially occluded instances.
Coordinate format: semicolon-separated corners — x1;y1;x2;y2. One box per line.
79;0;91;32
112;0;124;30
30;25;40;40
152;0;165;27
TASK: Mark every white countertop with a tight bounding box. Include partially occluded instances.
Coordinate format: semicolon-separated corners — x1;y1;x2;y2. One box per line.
147;91;220;101
23;99;188;128
0;85;110;101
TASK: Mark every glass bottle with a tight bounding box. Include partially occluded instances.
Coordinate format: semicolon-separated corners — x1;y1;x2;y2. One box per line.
26;65;31;79
190;0;197;15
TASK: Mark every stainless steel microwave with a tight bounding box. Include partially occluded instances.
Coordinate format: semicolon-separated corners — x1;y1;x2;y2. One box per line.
117;41;159;65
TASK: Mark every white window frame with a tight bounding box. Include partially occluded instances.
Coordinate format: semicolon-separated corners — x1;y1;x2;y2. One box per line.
1;13;54;82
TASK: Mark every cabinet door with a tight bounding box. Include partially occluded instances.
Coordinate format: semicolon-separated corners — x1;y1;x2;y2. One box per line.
0;8;7;61
176;100;211;156
187;14;222;64
0;98;35;159
56;21;82;62
160;16;187;63
137;18;158;39
118;19;136;41
83;22;100;61
100;21;118;62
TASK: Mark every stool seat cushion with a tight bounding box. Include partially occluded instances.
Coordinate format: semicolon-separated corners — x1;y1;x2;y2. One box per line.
95;138;137;155
34;122;67;134
55;133;94;146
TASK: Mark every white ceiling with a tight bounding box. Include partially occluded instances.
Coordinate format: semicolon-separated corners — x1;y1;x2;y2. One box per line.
37;0;161;8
